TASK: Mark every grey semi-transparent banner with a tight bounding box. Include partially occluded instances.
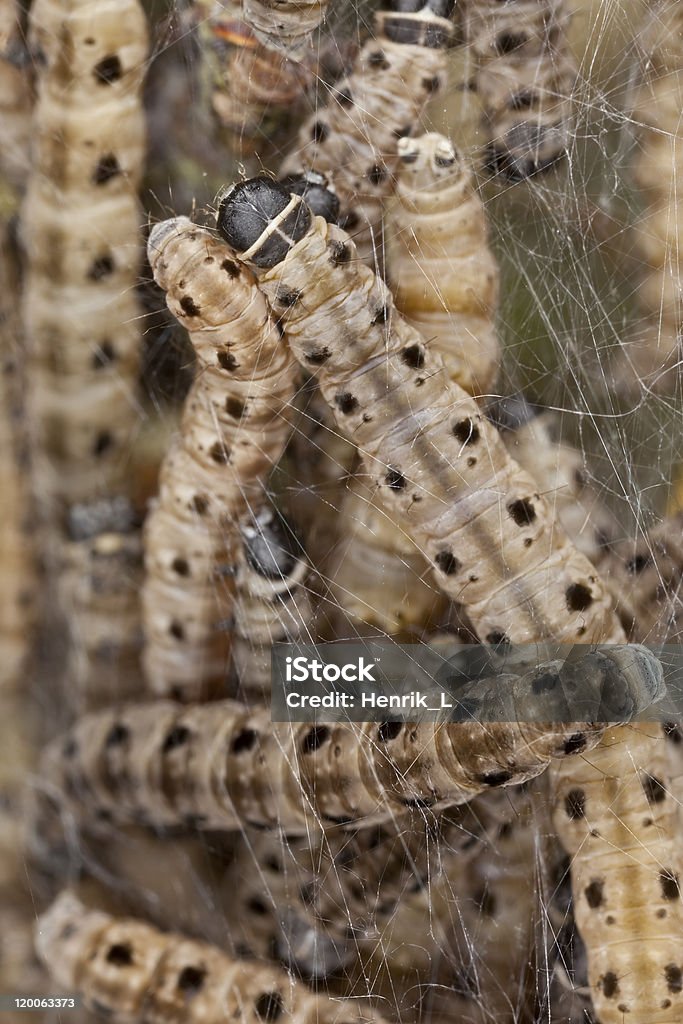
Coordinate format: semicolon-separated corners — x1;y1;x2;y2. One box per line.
271;642;682;723
0;996;82;1011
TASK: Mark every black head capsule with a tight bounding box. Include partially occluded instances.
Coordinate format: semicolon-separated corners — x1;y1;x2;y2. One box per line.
217;177;313;268
389;0;455;16
279;171;340;224
242;510;301;580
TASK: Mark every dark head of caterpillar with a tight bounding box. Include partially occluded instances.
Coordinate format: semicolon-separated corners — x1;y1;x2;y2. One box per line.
381;0;455;47
217;177;312;267
484;122;567;182
279;171;340;224
242;509;302;581
485;393;539;432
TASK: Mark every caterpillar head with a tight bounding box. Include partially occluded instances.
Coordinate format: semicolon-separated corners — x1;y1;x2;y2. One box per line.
484;121;568;182
396;133;467;192
379;0;455;47
279;171;340;223
217;177;314;268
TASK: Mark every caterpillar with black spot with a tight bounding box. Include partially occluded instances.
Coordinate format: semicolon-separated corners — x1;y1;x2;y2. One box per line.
612;0;683;395
386;132;500;397
552;722;683;1024
40;646;662;834
240;0;330;57
144;218;299;700
280;0;454;264
59;498;143;710
22;0;148;508
35;890;390;1024
603;512;683;644
216;177;624;645
233;507;315;699
490;397;618;565
461;0;577;180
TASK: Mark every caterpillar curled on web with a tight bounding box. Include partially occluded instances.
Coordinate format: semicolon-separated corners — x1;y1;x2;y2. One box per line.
144;218;298;700
233;507;316;699
22;0;148;507
40;647;663;834
217;177;624;644
386;133;500;397
35;891;389;1024
280;0;454;264
461;0;577;181
552;722;683;1024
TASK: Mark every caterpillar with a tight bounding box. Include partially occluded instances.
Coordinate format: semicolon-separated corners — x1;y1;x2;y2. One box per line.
22;0;148;508
490;397;618;565
186;4;316;157
327;472;448;635
612;2;683;395
280;0;455;264
603;512;683;644
240;0;330;57
233;507;316;699
144;217;298;700
216;177;624;645
386;133;500;398
35;890;390;1024
551;722;683;1024
59;498;144;710
461;0;577;181
0;0;32;188
40;646;663;835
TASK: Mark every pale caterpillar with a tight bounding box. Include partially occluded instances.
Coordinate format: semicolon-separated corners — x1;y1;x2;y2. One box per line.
328;472;448;635
280;0;455;264
217;178;624;645
612;2;683;395
490;397;619;565
385;133;500;398
59;498;144;710
40;646;663;835
22;0;147;508
551;722;683;1024
602;512;683;644
35;890;389;1024
144;218;298;700
240;0;330;58
461;0;577;180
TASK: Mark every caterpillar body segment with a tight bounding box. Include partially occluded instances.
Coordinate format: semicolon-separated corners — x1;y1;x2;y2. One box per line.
492;401;618;565
144;218;299;699
613;6;683;395
386;133;500;397
242;0;329;58
328;473;447;635
603;512;683;644
233;507;316;698
462;0;576;181
552;722;683;1024
42;647;663;834
217;179;625;645
23;0;147;506
60;499;143;710
280;0;454;263
35;891;389;1024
